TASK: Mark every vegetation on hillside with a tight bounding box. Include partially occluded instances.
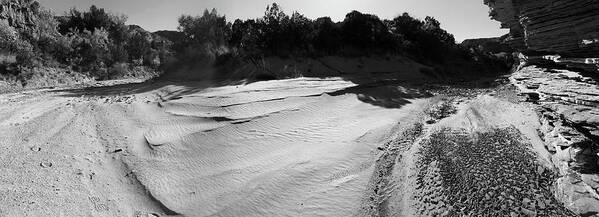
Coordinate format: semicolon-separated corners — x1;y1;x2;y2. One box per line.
0;0;170;87
0;0;512;89
172;3;458;62
169;3;512;79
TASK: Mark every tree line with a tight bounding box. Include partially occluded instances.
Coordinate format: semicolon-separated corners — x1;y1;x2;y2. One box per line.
175;3;458;63
1;1;171;80
0;1;508;83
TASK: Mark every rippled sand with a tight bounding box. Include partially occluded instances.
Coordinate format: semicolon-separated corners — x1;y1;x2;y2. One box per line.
0;77;429;216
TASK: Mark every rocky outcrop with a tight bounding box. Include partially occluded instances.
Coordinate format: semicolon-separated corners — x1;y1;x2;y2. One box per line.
493;0;599;209
512;63;599;170
484;0;599;58
460;36;513;54
510;62;599;215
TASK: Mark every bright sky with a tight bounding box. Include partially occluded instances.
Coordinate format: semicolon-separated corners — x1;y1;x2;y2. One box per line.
38;0;507;42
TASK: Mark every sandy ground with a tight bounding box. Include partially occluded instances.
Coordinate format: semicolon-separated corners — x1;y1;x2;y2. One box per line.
0;77;430;216
0;76;577;216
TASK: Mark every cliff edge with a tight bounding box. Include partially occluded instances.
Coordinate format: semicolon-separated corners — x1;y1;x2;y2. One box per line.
484;0;599;58
484;0;599;215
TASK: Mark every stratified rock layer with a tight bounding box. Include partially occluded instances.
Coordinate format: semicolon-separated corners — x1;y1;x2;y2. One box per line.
510;61;599;215
484;0;599;57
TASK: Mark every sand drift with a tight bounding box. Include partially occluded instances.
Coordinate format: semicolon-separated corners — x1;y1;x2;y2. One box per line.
0;78;428;216
0;78;575;216
134;78;430;216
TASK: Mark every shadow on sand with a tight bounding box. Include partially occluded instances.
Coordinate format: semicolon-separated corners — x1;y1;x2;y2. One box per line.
49;64;510;110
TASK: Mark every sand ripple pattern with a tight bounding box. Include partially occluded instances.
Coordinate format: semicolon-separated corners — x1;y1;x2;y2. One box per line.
130;78;426;216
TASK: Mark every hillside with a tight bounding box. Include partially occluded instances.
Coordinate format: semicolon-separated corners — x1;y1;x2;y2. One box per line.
0;0;168;91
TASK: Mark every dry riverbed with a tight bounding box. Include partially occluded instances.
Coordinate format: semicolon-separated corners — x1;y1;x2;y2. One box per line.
0;76;580;216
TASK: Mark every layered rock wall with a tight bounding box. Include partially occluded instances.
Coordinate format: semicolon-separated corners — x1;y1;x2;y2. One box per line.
484;0;599;57
510;64;599;215
487;1;599;214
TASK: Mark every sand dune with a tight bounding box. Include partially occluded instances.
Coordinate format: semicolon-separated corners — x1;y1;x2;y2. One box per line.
0;77;430;216
129;78;429;216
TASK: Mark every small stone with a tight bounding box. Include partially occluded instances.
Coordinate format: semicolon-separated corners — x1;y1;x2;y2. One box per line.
536;166;545;175
40;162;53;168
566;173;583;184
581;174;599;189
571;197;599;216
30;147;41;152
526;83;540;89
521;207;537;216
537;199;546;209
573;186;588;194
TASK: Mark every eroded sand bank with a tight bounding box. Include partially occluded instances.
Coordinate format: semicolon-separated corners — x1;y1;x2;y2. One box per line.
0;77;430;216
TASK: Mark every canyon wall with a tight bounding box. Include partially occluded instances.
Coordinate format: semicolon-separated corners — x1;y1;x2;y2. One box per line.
484;0;599;57
485;1;599;215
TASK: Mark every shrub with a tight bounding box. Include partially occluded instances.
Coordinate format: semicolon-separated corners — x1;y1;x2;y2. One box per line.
312;17;342;55
59;6;115;34
126;27;152;63
178;9;230;51
69;28;111;75
425;99;457;120
0;21;19;52
341;11;391;53
108;62;129;78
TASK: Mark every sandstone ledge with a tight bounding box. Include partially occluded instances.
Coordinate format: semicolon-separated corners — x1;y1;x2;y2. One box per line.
510;59;599;215
484;0;599;57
